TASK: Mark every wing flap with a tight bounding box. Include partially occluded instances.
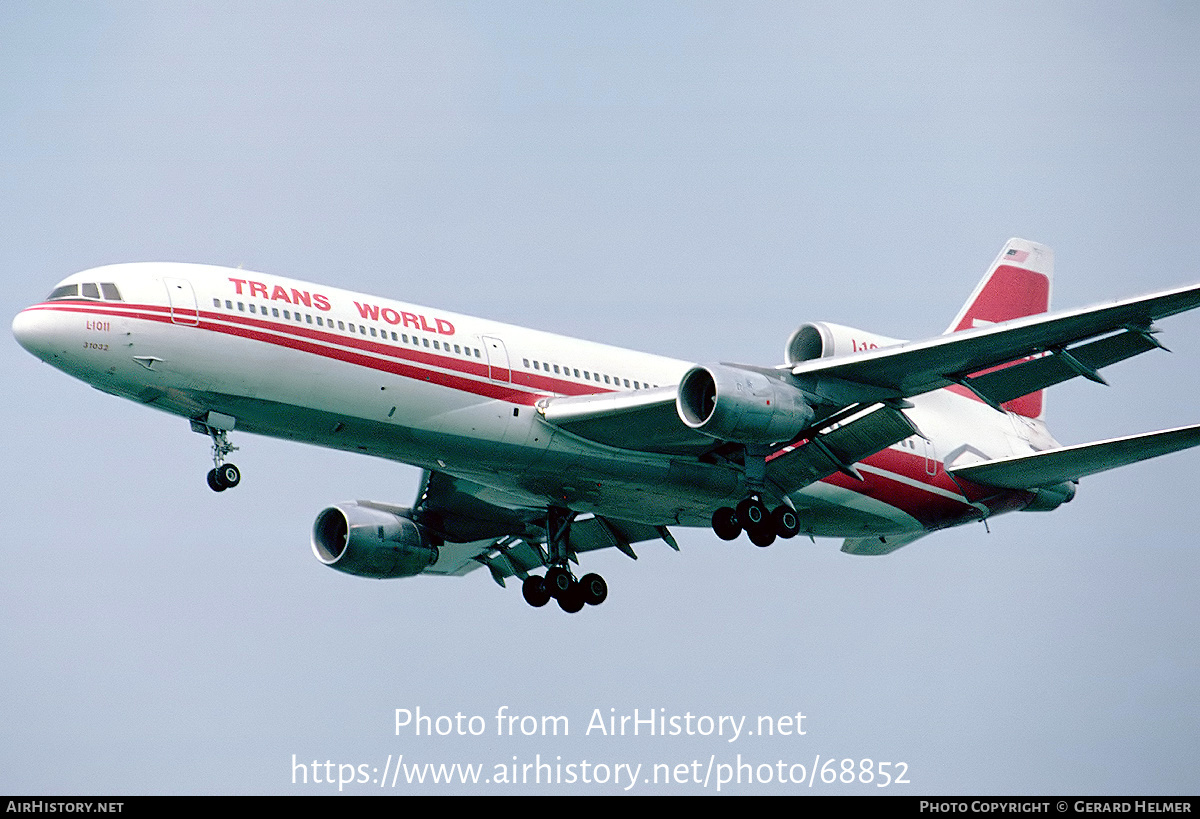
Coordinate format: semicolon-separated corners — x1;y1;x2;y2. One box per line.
767;403;919;486
959;329;1161;408
949;424;1200;489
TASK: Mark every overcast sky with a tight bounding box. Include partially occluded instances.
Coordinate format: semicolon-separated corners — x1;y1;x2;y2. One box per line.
4;2;1200;795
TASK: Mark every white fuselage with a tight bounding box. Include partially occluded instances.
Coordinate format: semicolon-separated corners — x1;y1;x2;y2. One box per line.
13;262;1044;540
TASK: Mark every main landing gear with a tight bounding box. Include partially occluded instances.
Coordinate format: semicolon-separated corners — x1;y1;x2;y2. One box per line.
711;496;800;547
522;570;608;613
204;426;241;493
520;506;608;613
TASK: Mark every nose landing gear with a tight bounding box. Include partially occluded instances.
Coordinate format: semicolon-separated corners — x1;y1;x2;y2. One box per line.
196;418;241;492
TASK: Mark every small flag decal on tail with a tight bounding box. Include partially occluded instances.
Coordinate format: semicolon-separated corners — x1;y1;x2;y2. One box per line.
1005;248;1029;263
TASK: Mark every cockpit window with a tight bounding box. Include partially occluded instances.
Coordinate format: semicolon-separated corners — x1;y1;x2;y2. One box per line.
45;282;124;302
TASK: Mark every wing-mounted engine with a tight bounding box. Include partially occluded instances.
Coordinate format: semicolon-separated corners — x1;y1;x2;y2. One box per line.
676;363;815;444
312;502;439;579
785;322;905;364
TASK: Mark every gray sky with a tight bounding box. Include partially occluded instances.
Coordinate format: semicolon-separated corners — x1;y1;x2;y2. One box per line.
3;2;1200;794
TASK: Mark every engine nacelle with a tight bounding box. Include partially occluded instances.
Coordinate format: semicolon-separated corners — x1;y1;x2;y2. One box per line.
785;321;905;364
1021;481;1077;512
676;363;815;444
311;503;439;579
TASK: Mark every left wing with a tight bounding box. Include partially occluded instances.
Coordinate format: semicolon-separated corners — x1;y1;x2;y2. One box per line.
409;470;678;586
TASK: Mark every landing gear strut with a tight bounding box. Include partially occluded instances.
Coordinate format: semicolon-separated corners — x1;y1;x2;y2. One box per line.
204;425;241;492
521;507;608;613
711;495;800;547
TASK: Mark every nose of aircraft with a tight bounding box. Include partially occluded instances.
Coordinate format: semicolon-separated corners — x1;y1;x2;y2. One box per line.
12;307;55;361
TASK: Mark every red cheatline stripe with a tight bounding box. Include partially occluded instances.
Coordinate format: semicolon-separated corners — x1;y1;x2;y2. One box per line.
27;301;615;404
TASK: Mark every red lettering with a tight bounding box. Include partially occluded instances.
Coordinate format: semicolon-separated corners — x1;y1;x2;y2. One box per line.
435;318;455;335
271;285;292;304
381;308;400;325
290;289;312;308
249;281;268;298
419;315;435;332
355;301;381;320
312;294;331;311
401;312;420;329
228;278;247;295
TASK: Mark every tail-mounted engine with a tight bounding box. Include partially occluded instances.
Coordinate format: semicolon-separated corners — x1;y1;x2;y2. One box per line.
785;322;905;364
676;363;815;444
311;502;439;579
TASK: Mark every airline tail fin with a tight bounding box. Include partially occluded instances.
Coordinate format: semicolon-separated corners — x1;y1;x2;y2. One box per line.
945;238;1054;418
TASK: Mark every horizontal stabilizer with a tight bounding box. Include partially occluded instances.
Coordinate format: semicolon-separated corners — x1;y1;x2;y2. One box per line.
950;424;1200;489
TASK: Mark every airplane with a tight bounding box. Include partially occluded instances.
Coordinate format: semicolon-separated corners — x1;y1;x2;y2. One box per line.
14;238;1200;613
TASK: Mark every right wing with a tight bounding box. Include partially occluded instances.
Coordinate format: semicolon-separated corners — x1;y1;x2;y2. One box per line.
537;282;1200;459
789;282;1200;407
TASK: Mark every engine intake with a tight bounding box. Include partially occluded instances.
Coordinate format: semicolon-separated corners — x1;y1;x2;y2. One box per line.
785;321;905;364
312;503;439;579
676;363;815;444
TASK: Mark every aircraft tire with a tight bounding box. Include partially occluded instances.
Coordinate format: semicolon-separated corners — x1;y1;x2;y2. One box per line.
522;575;551;608
206;469;226;492
545;566;573;599
772;506;800;539
216;463;241;489
735;497;768;529
711;507;742;540
580;573;607;606
747;524;776;548
557;582;585;613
